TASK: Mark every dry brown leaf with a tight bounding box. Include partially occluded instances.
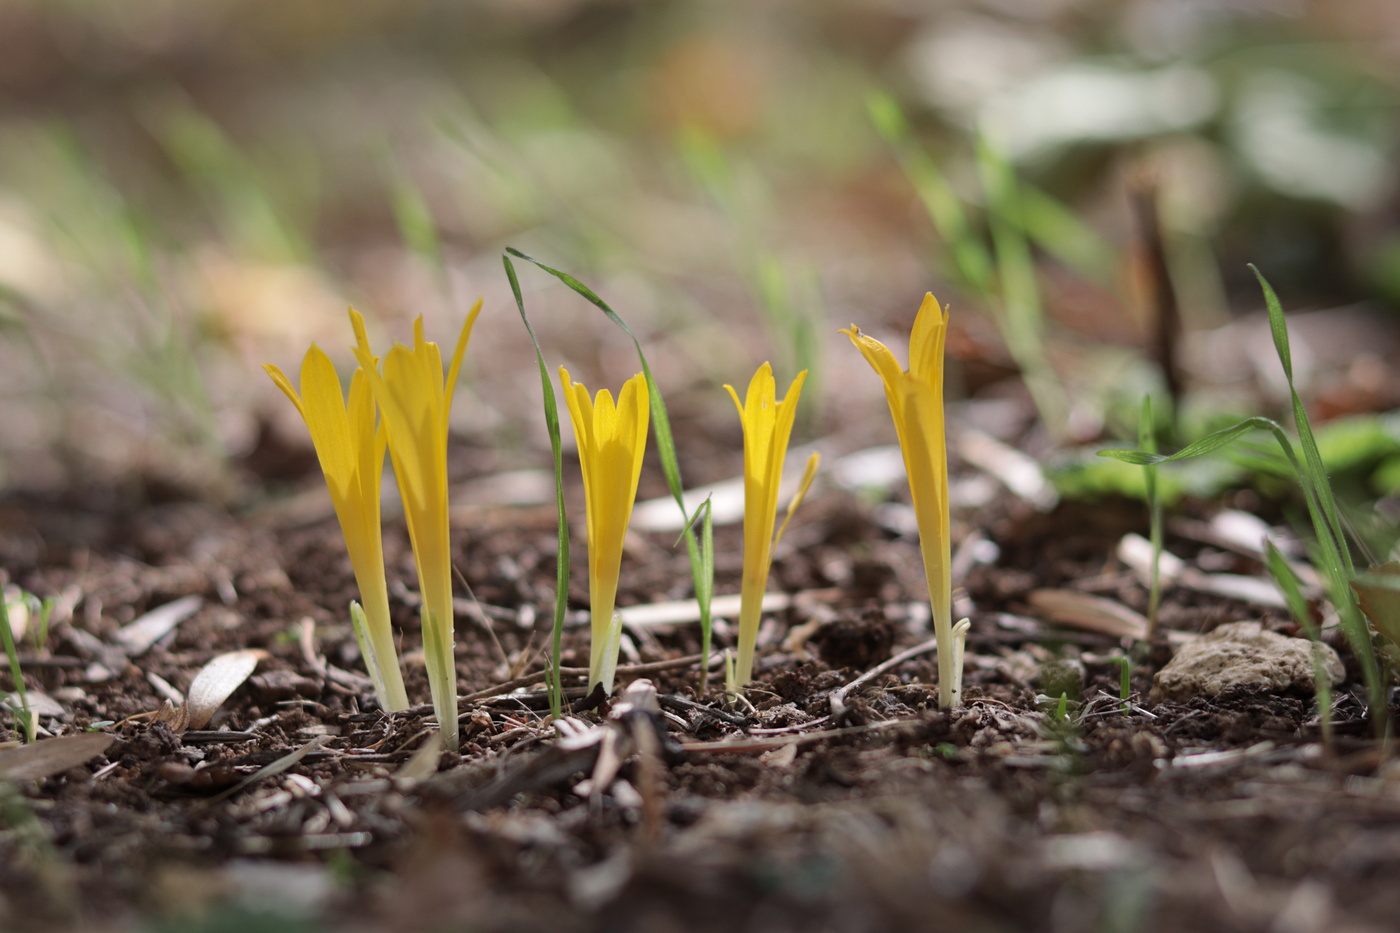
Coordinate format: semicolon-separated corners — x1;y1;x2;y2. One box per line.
184;649;264;731
1028;589;1148;640
153;699;190;732
0;733;115;781
1354;561;1400;649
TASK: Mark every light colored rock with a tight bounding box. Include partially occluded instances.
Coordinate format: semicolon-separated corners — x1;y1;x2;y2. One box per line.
1150;621;1343;703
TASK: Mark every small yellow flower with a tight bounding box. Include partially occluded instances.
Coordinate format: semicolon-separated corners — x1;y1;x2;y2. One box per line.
264;338;409;713
559;367;650;695
843;293;969;708
724;363;815;691
353;300;483;749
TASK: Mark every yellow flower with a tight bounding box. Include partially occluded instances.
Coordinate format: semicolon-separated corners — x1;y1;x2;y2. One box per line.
264;338;409;713
724;363;815;691
559;367;650;695
842;293;969;708
353;300;483;749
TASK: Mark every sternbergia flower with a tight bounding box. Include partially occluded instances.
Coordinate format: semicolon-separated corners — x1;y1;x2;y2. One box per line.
842;294;969;709
559;367;650;695
353;300;483;750
724;363;817;692
264;333;409;713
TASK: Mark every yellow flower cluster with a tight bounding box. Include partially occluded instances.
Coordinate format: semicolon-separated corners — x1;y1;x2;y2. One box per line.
266;288;965;743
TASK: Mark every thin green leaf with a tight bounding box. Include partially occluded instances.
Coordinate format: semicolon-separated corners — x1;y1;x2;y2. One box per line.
1;596;32;743
1265;541;1332;747
503;248;716;669
503;253;571;719
1140;396;1162;637
1099;416;1283;466
1251;265;1353;577
866;92;993;295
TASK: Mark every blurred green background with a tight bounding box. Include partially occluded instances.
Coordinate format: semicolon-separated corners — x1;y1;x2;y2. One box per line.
0;0;1397;492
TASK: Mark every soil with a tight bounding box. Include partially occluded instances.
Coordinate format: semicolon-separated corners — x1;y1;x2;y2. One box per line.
0;431;1394;933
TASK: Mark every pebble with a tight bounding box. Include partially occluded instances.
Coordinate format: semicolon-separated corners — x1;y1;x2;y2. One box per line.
1150;620;1343;703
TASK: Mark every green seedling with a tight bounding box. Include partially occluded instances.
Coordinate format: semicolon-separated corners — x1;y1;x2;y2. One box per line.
1100;268;1385;733
504;249;718;695
1140;396;1165;638
2;591;45;743
1118;656;1132;716
503;255;573;718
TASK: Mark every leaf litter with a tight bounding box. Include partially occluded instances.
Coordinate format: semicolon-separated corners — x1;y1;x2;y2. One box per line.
0;431;1396;933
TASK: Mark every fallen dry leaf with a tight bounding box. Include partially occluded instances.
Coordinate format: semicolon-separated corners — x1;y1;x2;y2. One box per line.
184;649;265;731
1029;589;1148;640
1354;561;1400;649
0;733;115;781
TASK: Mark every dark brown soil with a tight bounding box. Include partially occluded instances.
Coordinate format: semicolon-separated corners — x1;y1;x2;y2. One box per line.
0;440;1392;933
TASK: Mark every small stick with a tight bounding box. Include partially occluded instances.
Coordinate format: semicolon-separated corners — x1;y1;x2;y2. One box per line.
829;636;942;719
455;653;714;706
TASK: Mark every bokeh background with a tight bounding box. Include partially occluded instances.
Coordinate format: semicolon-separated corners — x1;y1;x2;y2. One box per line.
1;0;1397;494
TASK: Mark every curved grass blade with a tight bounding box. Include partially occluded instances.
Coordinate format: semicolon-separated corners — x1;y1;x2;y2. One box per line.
503;247;717;692
503;253;571;719
1265;541;1333;748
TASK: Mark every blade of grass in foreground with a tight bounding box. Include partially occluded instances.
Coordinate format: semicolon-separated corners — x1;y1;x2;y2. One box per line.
504;248;718;694
503;253;572;718
1265;541;1333;749
1250;265;1382;733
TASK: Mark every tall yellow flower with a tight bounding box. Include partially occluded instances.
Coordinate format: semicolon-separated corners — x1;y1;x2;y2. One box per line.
724;363;815;691
842;293;969;708
560;368;650;695
352;300;483;750
264;338;409;713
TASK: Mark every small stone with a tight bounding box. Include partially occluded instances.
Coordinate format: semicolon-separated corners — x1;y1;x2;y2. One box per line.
247;670;319;705
1150;621;1343;703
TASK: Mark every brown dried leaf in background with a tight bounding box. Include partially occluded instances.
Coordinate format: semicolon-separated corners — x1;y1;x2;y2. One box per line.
1354;561;1400;649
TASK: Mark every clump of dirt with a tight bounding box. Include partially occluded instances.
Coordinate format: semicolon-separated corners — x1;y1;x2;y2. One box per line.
809;607;896;669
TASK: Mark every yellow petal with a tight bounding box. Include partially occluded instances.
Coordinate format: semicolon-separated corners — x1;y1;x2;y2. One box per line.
262;363;307;421
908;293;948;385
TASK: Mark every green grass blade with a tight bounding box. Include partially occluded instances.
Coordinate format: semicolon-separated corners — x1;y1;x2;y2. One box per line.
1265;541;1333;747
503;248;716;657
1252;267;1377;725
867;92;993;296
1251;266;1354;576
503;253;572;719
1;596;33;743
1099;416;1284;466
1018;184;1116;284
1140;396;1162;637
